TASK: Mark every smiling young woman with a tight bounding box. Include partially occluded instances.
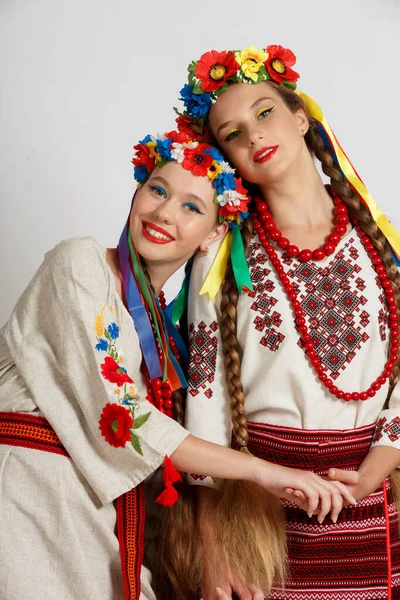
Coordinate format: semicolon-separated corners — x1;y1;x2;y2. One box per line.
176;45;400;600
0;127;355;600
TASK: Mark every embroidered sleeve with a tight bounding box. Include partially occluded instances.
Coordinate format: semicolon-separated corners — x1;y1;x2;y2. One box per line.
5;238;188;504
185;243;233;487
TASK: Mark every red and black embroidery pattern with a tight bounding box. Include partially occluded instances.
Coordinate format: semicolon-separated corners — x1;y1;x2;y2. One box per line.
188;320;218;398
373;416;387;442
282;238;388;380
190;473;217;483
374;416;400;443
247;240;285;351
248;421;400;599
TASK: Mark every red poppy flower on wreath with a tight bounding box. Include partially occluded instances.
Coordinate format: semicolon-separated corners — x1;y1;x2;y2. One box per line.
132;143;154;172
182;143;214;176
264;45;299;84
235;177;249;198
165;128;191;145
99;403;134;448
195;50;239;93
101;356;134;387
175;116;213;144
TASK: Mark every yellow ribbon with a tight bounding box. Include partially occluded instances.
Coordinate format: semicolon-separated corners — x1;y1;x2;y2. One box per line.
298;91;400;259
199;232;232;300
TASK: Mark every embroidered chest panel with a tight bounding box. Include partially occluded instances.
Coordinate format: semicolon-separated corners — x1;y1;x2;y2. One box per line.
188;320;219;398
247;235;389;379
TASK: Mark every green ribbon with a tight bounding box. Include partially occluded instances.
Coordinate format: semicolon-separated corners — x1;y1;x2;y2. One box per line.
231;224;254;294
128;233;168;380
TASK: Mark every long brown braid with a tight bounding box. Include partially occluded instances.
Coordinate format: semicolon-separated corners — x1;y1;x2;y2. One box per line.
220;217;254;449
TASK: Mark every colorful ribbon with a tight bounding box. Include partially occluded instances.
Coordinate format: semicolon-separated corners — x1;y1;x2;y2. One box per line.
298;91;400;263
118;219;186;391
199;226;253;301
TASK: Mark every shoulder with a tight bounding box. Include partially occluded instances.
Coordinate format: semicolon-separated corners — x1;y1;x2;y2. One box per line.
43;237;110;284
44;237;105;270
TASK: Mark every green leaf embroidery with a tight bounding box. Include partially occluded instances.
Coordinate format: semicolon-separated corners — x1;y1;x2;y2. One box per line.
130;432;143;456
133;412;151;429
104;329;111;341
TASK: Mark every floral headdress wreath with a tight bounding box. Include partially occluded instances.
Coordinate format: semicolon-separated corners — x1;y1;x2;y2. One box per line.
176;44;400;299
132;129;253;296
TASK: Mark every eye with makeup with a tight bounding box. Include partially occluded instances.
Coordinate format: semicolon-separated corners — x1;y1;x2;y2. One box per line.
149;184;167;198
256;104;275;120
183;202;204;215
223;128;240;143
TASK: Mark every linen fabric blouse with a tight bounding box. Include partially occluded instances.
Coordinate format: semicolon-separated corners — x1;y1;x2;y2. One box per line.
0;237;188;599
185;225;400;487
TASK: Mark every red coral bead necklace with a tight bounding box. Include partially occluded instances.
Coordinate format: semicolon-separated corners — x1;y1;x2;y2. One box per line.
142;289;180;419
256;188;350;262
252;195;398;402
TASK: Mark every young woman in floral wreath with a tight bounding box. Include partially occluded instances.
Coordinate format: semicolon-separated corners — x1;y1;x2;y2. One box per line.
0;128;354;600
175;45;400;599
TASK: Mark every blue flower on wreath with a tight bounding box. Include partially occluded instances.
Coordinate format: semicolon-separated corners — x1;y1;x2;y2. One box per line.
107;322;120;339
179;84;211;119
96;338;109;352
157;138;173;161
139;134;153;144
204;147;224;162
134;165;147;183
213;171;236;194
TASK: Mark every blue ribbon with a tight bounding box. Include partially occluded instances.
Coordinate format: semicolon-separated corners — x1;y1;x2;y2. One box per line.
118;220;162;380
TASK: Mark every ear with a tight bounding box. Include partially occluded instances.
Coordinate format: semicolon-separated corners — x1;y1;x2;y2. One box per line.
199;221;229;252
296;108;309;137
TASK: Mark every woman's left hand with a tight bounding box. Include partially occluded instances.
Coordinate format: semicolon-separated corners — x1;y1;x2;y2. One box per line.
326;468;370;502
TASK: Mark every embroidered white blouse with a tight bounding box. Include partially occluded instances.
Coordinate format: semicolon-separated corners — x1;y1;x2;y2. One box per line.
0;237;188;599
185;225;400;487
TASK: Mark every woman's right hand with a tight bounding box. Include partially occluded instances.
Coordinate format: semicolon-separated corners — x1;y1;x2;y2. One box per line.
254;459;357;523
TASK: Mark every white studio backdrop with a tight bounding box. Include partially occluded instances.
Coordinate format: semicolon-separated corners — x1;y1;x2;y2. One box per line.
0;0;399;325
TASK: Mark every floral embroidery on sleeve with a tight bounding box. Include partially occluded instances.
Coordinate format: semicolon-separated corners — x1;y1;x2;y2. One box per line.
95;306;151;456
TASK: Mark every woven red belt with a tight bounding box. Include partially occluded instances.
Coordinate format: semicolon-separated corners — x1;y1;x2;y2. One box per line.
0;411;145;600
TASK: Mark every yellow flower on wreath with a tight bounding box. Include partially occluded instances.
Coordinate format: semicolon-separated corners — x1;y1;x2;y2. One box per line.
207;160;223;181
147;141;162;163
235;46;268;82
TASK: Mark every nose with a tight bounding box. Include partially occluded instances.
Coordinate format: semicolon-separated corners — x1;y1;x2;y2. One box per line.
151;198;174;224
246;126;264;146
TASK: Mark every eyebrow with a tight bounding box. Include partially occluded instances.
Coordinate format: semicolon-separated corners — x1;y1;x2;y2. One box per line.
184;192;206;209
150;175;207;209
216;96;276;135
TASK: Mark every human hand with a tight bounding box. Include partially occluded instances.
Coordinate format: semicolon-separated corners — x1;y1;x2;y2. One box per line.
255;460;357;523
327;468;370;503
201;580;264;599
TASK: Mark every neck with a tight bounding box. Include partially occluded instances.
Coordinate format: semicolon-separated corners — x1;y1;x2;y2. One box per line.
143;259;185;297
258;152;333;230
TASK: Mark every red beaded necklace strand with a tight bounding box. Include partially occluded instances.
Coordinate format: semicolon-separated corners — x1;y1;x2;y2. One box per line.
142;290;181;419
252;196;399;402
258;188;350;262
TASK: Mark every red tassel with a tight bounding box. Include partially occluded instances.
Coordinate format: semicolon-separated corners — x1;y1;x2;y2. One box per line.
155;455;182;507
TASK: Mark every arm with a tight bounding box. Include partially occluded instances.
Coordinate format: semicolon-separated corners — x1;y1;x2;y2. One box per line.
328;445;400;500
172;434;356;516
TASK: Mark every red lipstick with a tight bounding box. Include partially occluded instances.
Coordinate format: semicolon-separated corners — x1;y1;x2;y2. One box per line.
253;145;278;163
142;221;175;244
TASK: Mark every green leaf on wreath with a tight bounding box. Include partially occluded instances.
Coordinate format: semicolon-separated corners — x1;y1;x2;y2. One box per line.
104;329;111;341
130;432;143;456
133;412;151;429
192;81;204;95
